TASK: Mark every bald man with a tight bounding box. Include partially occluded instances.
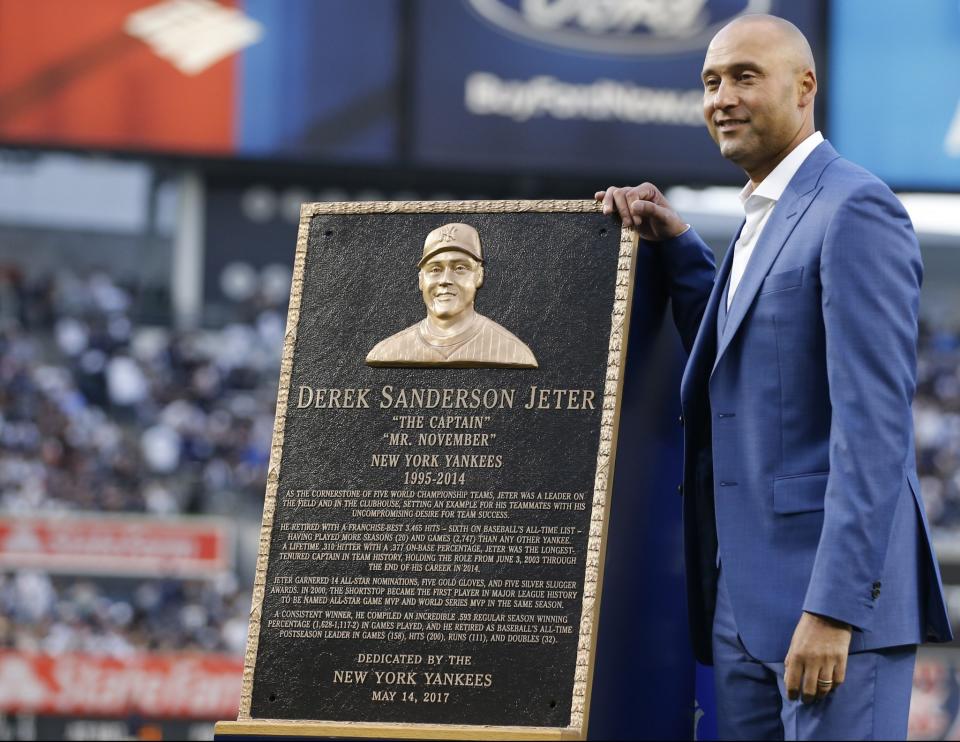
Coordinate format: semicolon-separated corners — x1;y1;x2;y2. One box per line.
598;15;950;740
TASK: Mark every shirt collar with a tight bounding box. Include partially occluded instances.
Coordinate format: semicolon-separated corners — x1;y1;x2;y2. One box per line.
738;131;824;207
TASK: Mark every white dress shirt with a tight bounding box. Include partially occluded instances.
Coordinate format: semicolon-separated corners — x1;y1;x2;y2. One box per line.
727;131;824;308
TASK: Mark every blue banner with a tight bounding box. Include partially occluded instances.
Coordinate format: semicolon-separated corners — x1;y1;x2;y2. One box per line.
412;0;823;181
829;0;960;190
238;0;400;162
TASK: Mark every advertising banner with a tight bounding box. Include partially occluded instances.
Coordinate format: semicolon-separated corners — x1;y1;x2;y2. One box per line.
0;515;232;577
0;0;239;154
411;0;824;182
0;651;242;720
0;0;399;162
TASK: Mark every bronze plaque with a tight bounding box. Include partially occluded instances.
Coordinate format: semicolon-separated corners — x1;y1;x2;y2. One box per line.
216;201;637;740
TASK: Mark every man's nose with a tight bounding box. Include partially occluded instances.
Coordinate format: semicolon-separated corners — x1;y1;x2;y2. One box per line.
713;79;738;110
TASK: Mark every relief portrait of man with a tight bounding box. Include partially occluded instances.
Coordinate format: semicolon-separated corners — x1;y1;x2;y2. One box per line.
365;223;538;368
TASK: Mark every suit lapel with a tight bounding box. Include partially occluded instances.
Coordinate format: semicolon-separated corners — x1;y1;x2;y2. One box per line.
711;141;841;375
680;224;739;408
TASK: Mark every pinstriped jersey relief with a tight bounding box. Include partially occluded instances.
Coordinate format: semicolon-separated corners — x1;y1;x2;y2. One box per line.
367;314;537;368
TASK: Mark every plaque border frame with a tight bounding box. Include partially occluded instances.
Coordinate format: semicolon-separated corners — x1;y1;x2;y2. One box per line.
216;200;639;741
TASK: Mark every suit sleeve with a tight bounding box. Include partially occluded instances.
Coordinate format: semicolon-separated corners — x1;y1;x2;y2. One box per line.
644;228;716;354
802;182;922;631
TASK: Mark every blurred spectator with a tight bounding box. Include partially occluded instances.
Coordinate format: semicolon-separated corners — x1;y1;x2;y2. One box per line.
916;320;960;531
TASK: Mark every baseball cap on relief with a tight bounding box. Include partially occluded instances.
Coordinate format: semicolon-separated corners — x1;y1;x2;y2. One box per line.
419;223;484;267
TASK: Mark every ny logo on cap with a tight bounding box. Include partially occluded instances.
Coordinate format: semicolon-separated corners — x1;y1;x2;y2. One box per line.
437;226;458;243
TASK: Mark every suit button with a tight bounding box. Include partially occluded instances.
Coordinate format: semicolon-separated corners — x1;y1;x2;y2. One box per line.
677;484;683;496
872;581;881;589
678;415;684;427
871;588;881;600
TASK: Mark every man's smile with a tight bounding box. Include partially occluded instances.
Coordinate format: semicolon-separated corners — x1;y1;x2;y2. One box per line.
715;118;750;132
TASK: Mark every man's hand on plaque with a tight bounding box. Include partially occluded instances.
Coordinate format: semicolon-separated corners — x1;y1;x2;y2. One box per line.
784;611;853;704
594;184;688;242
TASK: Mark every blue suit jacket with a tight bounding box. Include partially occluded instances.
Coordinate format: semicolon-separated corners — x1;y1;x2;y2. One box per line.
655;140;952;664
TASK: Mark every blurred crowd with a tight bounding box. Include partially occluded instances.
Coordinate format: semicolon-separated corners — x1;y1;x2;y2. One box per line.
0;570;248;657
0;267;281;518
0;266;958;661
916;320;960;532
0;265;286;659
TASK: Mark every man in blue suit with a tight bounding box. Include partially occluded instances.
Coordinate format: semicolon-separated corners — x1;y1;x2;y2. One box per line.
597;14;951;740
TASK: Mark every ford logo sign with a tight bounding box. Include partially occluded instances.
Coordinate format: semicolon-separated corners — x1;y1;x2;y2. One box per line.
465;0;775;56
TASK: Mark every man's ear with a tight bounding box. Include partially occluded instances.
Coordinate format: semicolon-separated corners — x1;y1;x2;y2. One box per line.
475;265;484;289
798;68;817;109
418;271;424;292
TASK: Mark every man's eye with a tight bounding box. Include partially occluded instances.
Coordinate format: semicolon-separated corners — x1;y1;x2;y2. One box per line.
455;265;467;273
739;73;755;82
